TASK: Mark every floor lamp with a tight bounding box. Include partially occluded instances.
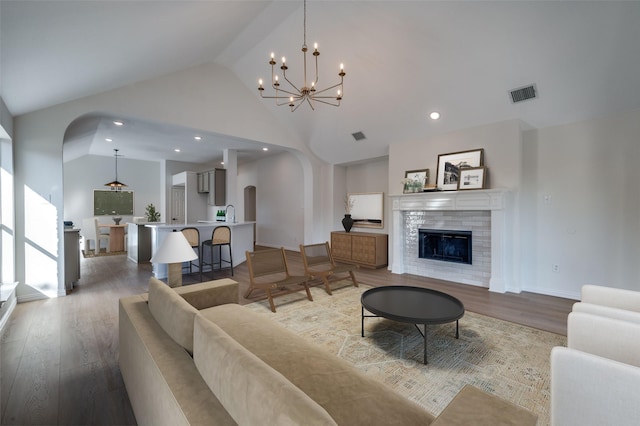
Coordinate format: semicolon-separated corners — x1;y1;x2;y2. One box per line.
150;230;198;287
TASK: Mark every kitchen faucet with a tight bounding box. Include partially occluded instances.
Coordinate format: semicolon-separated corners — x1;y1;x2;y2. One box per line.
225;204;236;223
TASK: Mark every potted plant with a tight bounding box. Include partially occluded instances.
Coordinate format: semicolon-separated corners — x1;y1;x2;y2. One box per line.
145;203;161;222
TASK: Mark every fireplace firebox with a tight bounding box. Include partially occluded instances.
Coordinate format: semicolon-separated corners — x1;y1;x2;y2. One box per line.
418;229;472;265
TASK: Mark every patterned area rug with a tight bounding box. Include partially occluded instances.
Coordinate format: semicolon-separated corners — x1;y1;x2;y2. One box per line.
245;283;566;426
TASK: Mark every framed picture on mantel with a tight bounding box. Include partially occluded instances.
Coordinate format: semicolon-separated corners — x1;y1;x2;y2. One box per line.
458;167;487;190
436;148;484;191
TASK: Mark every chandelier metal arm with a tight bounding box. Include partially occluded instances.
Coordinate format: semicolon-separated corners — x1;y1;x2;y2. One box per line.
312;81;343;96
311;98;341;107
261;86;301;98
280;70;303;95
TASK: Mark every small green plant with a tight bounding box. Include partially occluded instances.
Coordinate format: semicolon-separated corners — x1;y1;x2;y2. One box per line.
145;203;161;222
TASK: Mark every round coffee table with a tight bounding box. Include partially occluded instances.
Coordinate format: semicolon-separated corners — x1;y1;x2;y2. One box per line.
361;286;465;364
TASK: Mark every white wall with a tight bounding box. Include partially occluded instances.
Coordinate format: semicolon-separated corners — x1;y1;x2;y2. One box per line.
12;62;322;301
63;154;161;228
253;151;304;251
389;111;640;300
529;108;640;298
389;120;522;196
345;158;390;235
1;96;15;286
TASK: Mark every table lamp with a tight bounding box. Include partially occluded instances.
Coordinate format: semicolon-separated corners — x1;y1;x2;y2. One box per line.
150;230;198;287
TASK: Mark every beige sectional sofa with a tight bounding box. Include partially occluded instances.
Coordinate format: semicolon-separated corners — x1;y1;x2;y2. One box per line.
119;277;537;426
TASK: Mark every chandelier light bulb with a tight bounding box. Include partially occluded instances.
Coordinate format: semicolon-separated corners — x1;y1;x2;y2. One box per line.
314;43;318;50
274;75;279;82
271;52;275;59
258;79;263;86
282;57;286;64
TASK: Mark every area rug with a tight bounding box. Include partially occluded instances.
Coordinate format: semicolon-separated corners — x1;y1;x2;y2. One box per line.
245;283;566;426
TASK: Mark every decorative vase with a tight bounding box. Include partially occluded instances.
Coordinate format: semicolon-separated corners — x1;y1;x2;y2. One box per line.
113;217;122;225
342;214;354;233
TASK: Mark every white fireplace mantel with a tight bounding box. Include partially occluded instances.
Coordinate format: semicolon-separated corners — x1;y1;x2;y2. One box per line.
389;189;516;293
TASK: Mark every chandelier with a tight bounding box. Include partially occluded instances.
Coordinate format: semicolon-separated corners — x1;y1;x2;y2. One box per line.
104;148;127;191
258;0;345;112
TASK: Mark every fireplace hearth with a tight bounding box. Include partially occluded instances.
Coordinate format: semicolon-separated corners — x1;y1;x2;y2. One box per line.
419;229;472;265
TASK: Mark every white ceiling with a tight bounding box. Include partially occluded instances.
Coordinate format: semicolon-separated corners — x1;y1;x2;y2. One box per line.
2;1;640;165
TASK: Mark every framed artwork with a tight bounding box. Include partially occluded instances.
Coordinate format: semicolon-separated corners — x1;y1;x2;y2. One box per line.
458;167;487;190
404;169;429;193
436;148;484;191
347;192;384;229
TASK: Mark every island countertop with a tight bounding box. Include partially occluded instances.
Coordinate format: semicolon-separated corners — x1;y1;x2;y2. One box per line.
145;221;255;229
147;221;255;280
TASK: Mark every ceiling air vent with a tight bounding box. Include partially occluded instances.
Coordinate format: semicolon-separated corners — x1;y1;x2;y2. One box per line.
509;84;537;103
351;131;366;141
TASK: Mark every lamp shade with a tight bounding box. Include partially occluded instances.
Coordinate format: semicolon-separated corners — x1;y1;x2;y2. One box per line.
151;231;198;264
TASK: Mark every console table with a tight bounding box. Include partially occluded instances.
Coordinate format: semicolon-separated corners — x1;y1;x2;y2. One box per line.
331;231;388;269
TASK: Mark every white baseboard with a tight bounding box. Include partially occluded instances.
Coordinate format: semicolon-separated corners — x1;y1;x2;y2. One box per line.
17;292;49;303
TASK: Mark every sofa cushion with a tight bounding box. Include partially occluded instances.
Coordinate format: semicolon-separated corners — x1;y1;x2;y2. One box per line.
193;314;337;426
119;294;237;426
199;304;436;426
148;277;198;353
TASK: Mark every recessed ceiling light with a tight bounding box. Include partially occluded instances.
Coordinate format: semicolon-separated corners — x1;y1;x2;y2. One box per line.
262;147;269;151
113;120;124;126
194;136;202;141
105;138;113;142
429;111;441;120
174;148;181;153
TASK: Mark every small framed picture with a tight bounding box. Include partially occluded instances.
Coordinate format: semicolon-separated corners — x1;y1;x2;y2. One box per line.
458;167;487;190
403;169;429;193
405;169;429;185
436;148;484;191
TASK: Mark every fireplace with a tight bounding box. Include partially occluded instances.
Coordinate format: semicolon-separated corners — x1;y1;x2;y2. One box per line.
390;189;513;293
419;229;472;265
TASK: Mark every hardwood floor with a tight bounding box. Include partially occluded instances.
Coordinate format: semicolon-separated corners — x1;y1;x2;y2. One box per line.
1;249;575;425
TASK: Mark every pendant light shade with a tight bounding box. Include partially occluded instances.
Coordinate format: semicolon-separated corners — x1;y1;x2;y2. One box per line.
105;148;127;190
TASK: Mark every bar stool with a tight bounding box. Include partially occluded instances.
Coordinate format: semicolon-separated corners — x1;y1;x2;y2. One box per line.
201;226;233;279
180;227;202;281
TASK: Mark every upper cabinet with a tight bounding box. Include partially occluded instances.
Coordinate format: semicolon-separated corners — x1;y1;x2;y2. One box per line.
207;168;226;206
197;171;210;193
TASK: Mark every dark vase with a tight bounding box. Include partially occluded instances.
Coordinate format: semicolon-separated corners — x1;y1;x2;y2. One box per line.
342;214;354;233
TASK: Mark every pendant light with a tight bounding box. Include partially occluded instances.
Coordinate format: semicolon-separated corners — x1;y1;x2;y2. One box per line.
105;148;127;191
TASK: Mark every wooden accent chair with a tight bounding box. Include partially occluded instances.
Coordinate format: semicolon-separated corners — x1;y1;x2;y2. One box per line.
299;242;358;295
244;247;313;312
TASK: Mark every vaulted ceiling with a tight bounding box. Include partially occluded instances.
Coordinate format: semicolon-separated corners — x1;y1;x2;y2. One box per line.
2;1;640;165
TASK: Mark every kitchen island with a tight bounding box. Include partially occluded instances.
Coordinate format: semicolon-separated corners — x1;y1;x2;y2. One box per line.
146;221;255;280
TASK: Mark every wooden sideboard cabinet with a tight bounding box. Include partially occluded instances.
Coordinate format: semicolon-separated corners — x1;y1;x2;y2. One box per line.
330;231;388;269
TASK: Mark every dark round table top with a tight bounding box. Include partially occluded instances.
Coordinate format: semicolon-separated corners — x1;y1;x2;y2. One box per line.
361;286;465;325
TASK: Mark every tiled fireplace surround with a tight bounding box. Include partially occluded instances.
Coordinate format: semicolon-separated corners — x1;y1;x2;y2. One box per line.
390;189;515;293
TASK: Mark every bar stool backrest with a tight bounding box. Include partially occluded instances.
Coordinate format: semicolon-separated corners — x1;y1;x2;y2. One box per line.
212;226;231;244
